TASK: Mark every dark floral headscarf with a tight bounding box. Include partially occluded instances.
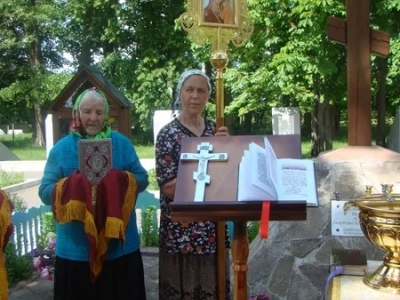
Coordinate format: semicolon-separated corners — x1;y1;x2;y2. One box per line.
70;87;111;139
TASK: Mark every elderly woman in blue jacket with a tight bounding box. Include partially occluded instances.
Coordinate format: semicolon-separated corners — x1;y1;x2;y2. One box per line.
39;87;149;300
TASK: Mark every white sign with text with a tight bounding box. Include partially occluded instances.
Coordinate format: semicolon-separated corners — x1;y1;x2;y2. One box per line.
331;200;364;237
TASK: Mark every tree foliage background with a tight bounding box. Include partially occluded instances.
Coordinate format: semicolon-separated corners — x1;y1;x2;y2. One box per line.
0;0;399;156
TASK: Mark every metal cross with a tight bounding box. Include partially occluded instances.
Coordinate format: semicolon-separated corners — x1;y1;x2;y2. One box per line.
180;142;228;202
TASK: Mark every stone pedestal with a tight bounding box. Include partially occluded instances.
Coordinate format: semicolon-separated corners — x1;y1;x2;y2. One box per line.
245;146;400;299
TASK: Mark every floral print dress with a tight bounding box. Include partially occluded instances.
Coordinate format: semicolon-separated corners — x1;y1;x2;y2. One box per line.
156;118;230;300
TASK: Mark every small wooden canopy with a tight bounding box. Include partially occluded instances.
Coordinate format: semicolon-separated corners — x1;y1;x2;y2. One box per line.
49;65;132;143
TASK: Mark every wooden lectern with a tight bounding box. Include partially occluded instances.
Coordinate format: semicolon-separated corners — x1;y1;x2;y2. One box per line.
171;134;307;300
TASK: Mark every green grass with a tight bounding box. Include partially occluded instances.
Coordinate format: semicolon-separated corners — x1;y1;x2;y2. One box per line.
300;139;348;158
0;126;354;160
0;133;348;160
134;144;155;159
0;170;24;188
0;133;155;160
0;134;47;160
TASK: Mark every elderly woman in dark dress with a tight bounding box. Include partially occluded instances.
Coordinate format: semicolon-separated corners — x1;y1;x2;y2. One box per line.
155;69;230;300
39;88;149;300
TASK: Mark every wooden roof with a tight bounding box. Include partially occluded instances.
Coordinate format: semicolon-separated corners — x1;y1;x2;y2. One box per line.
50;65;132;111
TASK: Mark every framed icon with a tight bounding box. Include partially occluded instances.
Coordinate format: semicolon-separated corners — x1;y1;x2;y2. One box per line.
200;0;239;28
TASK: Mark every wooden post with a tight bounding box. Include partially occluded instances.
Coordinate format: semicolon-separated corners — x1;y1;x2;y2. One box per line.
347;0;371;146
327;0;390;146
232;221;249;300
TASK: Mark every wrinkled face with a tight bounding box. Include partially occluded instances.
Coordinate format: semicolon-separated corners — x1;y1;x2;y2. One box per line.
79;97;105;136
180;75;209;116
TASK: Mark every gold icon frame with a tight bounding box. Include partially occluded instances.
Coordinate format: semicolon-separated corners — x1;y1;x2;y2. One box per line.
180;0;253;51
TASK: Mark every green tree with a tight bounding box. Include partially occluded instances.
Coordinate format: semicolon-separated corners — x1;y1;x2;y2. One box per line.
372;0;400;145
223;0;400;155
0;0;66;146
1;0;400;150
124;0;201;135
224;0;347;155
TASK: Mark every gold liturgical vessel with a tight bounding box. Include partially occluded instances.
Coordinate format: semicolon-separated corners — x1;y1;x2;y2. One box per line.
345;184;400;294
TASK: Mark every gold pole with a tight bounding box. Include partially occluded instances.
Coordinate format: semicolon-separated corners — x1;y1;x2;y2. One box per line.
210;33;229;300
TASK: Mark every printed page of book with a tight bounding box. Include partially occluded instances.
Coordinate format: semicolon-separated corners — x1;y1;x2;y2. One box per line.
263;136;278;186
275;158;318;206
249;142;277;200
237;149;276;201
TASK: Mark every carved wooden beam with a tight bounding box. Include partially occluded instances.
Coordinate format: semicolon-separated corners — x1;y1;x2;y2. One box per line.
327;16;390;58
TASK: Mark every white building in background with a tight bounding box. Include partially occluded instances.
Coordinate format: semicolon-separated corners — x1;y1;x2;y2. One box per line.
153;110;176;145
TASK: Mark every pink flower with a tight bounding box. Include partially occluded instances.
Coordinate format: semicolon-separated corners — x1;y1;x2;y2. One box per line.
31;232;56;281
40;266;53;280
48;238;56;249
33;257;42;270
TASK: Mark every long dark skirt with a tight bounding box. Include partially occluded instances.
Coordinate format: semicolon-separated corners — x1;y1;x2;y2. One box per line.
159;250;230;300
54;250;146;300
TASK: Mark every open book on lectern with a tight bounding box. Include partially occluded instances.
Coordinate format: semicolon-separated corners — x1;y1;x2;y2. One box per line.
237;136;318;207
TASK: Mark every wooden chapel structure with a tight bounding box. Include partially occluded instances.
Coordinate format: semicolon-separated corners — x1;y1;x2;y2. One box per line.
49;65;133;143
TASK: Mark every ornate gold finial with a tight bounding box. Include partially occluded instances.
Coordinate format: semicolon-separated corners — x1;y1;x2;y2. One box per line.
365;185;373;196
381;184;394;194
381;184;395;202
387;184;394;194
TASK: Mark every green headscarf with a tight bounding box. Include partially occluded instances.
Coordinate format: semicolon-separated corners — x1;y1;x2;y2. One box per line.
70;87;112;139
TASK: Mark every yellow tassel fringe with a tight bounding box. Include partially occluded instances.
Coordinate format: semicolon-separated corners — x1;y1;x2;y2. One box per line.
0;190;12;300
53;172;138;278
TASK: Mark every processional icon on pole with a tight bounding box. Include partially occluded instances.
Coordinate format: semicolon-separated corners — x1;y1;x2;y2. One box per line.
178;1;254;300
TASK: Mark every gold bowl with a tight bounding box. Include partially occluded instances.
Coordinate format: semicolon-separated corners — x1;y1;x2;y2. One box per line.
345;193;400;294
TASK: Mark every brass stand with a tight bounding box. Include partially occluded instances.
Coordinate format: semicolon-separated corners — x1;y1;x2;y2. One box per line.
363;255;400;294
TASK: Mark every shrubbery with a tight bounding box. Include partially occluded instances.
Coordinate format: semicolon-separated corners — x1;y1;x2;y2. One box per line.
5;243;33;286
5;194;32;287
247;221;260;243
140;205;159;247
147;168;158;190
5;197;57;285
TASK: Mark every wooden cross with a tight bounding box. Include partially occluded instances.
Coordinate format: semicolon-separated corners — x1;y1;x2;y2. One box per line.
327;0;390;146
180;142;228;202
